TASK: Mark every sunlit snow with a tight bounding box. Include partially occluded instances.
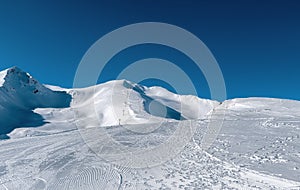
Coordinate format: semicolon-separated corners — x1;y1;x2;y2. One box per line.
0;67;300;189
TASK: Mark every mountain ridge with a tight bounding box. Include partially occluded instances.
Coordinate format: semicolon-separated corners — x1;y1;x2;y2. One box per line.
1;67;300;189
1;66;300;139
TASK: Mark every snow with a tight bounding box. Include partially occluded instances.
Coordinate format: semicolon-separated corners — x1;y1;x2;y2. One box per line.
145;85;219;119
0;67;300;189
0;67;72;135
206;98;300;182
38;79;217;134
0;69;8;87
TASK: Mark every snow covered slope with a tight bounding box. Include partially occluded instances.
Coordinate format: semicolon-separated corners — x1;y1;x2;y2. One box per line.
0;67;71;136
0;67;218;138
69;79;218;129
208;98;300;182
0;69;7;87
0;67;300;189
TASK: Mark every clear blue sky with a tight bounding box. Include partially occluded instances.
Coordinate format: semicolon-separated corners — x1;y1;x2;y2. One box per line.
0;0;299;100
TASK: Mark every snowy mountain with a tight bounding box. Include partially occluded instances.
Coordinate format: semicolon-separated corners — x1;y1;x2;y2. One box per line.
0;67;218;138
0;67;300;189
0;67;71;136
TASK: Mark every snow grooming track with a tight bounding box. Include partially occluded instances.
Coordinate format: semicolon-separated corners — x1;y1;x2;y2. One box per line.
47;167;120;190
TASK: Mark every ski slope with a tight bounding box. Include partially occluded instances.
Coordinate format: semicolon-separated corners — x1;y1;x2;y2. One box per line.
0;67;300;189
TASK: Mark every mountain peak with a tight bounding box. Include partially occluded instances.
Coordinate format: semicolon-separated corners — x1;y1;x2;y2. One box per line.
7;66;22;72
0;66;34;87
6;66;32;77
0;66;71;109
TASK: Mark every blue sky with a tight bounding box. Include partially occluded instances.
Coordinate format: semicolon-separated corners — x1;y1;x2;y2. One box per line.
0;0;299;100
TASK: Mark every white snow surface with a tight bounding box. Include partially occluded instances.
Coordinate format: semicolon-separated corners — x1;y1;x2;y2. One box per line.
0;67;300;189
0;69;8;87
